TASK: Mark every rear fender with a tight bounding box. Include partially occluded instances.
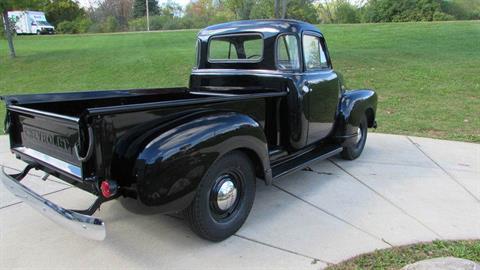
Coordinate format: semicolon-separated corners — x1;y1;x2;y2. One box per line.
133;111;270;210
334;89;377;146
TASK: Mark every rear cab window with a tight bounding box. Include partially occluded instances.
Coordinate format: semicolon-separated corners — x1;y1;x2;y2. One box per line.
208;34;263;62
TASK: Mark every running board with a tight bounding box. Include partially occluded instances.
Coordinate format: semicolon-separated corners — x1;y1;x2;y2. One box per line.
271;145;342;179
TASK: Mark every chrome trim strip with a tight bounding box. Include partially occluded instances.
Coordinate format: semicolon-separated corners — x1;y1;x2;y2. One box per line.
192;68;288;75
189;91;237;97
191;69;304;77
13;147;82;179
7;105;80;123
0;166;106;241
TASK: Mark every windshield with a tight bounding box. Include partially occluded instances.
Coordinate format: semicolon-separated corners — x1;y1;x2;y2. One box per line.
37;21;52;26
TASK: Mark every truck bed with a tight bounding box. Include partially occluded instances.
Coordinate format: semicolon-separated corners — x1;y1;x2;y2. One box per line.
5;88;201;117
5;87;283;117
3;87;285;184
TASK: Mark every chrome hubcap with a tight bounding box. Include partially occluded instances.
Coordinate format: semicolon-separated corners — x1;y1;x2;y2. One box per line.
216;180;238;211
356;127;363;144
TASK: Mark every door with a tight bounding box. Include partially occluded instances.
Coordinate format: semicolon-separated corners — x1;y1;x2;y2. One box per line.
302;33;340;144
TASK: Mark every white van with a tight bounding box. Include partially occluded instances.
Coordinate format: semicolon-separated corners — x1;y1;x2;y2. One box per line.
7;11;55;35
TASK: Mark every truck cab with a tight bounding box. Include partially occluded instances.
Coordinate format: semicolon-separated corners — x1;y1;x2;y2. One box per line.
1;20;376;242
191;20;376;152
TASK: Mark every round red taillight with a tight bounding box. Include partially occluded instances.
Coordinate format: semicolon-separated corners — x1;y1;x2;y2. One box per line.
100;180;117;198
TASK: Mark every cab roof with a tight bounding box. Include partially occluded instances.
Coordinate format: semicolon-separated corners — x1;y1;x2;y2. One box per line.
198;19;322;39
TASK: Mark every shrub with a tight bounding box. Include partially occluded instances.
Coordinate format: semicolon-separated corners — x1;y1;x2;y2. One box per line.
433;11;455;21
74;17;93;33
362;0;446;22
162;18;184;30
440;0;480;20
128;16;171;31
127;16;202;32
149;16;169;30
0;18;5;39
102;16;118;33
57;21;75;34
128;17;147;31
56;17;93;34
335;1;360;23
86;23;100;33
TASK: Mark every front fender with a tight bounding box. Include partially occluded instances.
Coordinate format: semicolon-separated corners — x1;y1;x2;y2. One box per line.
334;89;377;146
133;111;270;210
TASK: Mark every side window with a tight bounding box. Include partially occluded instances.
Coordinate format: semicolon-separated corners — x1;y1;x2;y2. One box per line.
319;39;328;66
195;39;200;68
277;34;300;70
303;35;329;70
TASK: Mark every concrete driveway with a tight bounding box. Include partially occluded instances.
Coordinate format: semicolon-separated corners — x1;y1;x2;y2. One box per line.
0;133;479;269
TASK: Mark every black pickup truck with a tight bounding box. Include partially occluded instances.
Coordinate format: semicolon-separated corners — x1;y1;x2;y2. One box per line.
1;20;377;242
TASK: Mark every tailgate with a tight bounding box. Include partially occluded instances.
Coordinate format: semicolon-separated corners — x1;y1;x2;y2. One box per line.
7;105;84;180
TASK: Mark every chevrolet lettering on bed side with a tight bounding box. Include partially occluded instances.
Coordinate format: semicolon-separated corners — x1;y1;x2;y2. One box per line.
23;126;72;152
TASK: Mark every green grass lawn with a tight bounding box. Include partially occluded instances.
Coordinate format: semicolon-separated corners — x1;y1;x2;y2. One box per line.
327;240;480;270
1;21;479;141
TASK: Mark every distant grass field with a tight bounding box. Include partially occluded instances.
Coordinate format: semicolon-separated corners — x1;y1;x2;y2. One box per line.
0;21;479;142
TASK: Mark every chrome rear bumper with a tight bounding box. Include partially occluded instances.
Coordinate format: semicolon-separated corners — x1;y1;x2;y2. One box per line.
1;166;106;240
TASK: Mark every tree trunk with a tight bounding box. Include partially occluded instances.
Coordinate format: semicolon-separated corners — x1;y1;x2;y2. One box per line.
2;10;16;58
281;0;287;19
274;0;280;19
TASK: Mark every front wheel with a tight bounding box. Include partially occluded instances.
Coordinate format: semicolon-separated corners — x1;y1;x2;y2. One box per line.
184;151;256;241
341;114;368;160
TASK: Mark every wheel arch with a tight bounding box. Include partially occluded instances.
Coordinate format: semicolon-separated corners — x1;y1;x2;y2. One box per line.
226;147;272;184
131;110;271;211
333;89;377;146
365;107;376;128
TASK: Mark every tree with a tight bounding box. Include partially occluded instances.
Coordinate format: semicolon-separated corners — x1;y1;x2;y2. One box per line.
441;0;480;20
250;0;274;19
249;0;317;22
274;0;280;18
224;0;255;19
133;0;159;18
317;0;359;23
184;0;219;27
1;12;15;58
285;0;317;23
317;0;335;23
362;0;444;22
334;0;359;23
95;0;133;31
44;0;85;27
273;0;287;18
0;0;46;58
160;1;183;18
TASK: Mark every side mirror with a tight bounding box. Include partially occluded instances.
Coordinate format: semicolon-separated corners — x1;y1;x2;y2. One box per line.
31;22;37;26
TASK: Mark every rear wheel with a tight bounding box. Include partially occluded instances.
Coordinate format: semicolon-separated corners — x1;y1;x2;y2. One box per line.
341;114;368;160
184;151;256;241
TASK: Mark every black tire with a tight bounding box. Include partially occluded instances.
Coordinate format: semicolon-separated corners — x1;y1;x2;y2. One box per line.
184;151;256;241
36;31;41;35
341;114;368;160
